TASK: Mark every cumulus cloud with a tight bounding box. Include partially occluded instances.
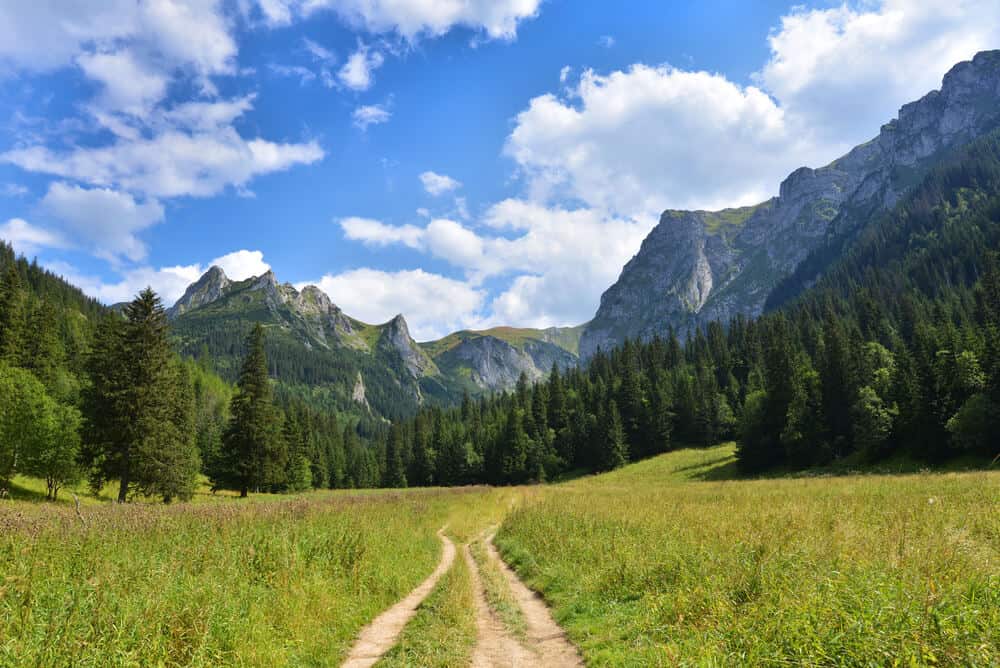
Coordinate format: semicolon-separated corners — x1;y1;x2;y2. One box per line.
43;249;272;307
0;218;68;257
758;0;1000;147
255;0;541;41
0;1;236;76
210;249;271;281
341;217;423;248
506;65;799;216
352;104;392;130
335;200;649;324
77;49;169;115
4;127;323;199
420;171;462;196
40;182;164;263
339;42;384;91
304;268;486;340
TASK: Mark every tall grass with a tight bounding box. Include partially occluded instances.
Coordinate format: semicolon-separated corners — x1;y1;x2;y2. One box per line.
497;444;1000;666
377;541;477;668
0;488;484;666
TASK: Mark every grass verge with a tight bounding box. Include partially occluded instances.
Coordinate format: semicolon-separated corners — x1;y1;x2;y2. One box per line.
0;488;480;667
496;444;1000;666
470;537;528;639
377;539;477;667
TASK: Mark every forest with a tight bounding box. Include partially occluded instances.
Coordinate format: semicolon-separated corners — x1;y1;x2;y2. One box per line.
2;130;1000;502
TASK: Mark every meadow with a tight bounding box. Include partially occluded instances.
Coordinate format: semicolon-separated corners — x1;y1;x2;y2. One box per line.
2;445;997;666
0;486;509;667
497;444;1000;666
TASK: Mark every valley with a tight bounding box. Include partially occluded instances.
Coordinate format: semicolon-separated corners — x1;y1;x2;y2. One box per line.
2;6;1000;665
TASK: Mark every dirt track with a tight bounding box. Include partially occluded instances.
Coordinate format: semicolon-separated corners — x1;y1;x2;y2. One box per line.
341;529;456;668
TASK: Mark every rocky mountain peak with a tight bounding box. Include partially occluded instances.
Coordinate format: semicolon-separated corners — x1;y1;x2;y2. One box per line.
580;50;1000;358
167;265;231;318
379;313;436;379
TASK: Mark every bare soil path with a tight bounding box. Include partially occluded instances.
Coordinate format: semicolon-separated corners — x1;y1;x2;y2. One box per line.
341;529;456;668
463;543;537;668
484;534;584;667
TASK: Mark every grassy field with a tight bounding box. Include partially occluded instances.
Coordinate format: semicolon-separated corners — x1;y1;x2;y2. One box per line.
0;486;510;667
497;444;1000;666
3;446;997;666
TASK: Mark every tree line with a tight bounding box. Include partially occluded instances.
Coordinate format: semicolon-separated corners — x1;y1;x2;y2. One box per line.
3;129;1000;499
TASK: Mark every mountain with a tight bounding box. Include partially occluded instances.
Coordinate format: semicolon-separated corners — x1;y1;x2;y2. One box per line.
168;267;581;421
420;326;582;393
580;50;1000;358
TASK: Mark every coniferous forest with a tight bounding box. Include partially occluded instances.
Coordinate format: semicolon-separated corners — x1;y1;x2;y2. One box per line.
2;130;1000;501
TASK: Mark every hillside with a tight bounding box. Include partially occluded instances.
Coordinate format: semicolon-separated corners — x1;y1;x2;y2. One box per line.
168;268;584;422
581;50;1000;357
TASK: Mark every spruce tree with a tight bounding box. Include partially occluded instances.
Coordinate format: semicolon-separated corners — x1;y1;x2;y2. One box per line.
217;324;283;496
0;264;25;365
602;400;628;471
83;289;197;502
383;422;408;488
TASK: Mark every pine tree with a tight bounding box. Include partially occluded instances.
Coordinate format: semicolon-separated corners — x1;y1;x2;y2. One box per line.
383;422;408;488
82;289;197;502
217;324;283;496
0;264;25;365
601;400;628;471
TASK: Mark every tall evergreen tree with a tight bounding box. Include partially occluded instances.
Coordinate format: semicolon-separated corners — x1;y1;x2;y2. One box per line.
216;324;284;497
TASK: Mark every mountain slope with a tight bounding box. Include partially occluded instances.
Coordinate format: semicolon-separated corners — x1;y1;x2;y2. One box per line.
581;50;1000;357
168;268;582;420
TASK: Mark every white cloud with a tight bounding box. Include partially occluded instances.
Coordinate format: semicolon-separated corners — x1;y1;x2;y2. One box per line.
559;65;571;84
209;249;271;281
263;0;541;41
269;63;317;85
419;171;462;196
507;64;798;215
334;200;649;325
77;49;169;115
340;216;423;248
339;42;384;91
0;218;68;257
1;183;28;198
597;35;615;48
3;127;323;199
43;248;272;307
0;1;236;77
758;0;1000;146
352;104;392;130
305;268;486;340
40;182;164;263
303;37;335;63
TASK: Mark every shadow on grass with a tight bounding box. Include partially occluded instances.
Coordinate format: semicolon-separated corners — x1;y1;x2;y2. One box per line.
682;450;998;483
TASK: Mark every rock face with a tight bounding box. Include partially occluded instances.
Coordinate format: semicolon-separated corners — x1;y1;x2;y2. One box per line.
168;265;231;318
378;314;438;379
581;50;1000;358
434;334;578;391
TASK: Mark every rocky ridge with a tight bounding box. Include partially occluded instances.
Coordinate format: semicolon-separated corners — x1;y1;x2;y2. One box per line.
580;50;1000;357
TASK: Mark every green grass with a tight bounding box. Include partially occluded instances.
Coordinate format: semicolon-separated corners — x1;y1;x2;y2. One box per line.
0;487;489;667
470;538;528;638
496;444;1000;666
377;542;477;668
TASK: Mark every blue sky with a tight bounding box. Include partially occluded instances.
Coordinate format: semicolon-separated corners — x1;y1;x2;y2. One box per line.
1;1;999;340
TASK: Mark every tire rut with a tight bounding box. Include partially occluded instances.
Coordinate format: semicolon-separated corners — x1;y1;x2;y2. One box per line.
483;534;584;667
341;529;456;668
464;543;537;668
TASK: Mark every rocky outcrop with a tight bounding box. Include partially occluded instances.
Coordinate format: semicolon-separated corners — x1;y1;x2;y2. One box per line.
378;314;437;379
167;265;231;318
437;335;577;391
581;50;1000;358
